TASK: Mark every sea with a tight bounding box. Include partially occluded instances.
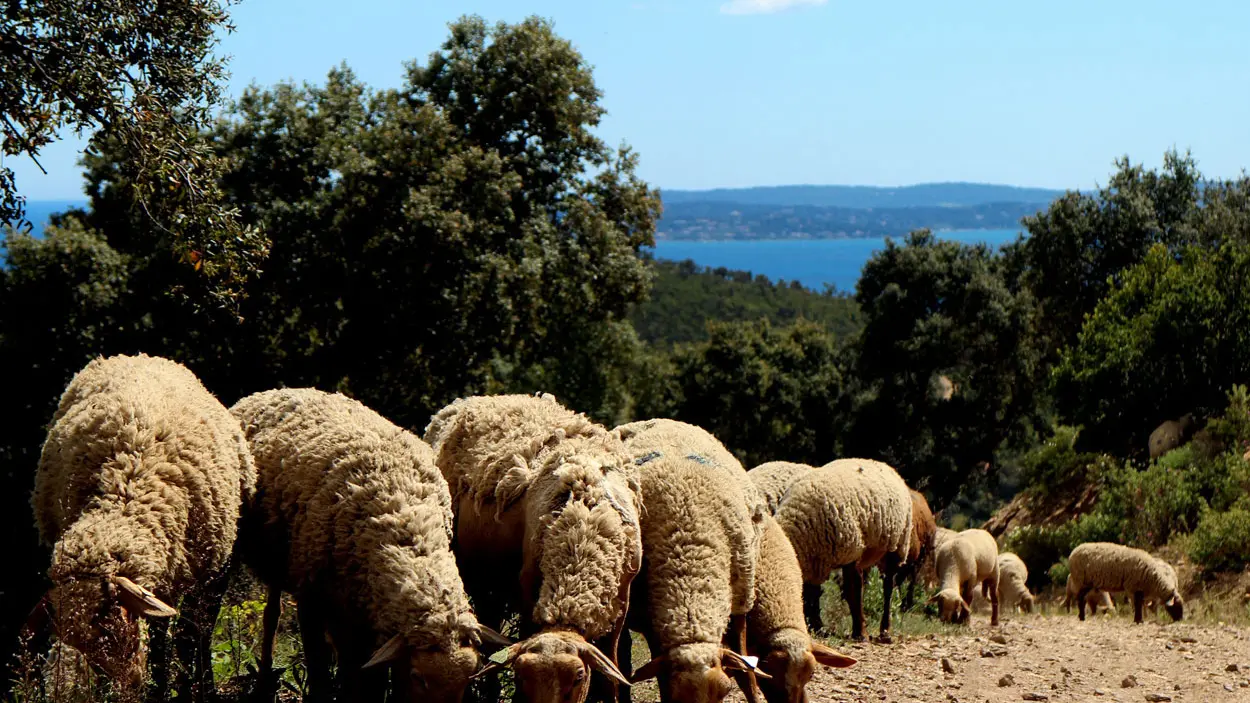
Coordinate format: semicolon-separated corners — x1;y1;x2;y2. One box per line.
649;228;1024;295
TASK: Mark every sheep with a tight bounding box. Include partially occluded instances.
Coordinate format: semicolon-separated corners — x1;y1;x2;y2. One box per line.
30;353;255;701
1067;543;1183;623
1061;575;1115;615
735;514;856;703
773;458;914;642
424;393;638;703
928;528;1000;626
231;388;508;702
747;461;814;515
895;490;939;613
612;418;769;703
994;553;1034;613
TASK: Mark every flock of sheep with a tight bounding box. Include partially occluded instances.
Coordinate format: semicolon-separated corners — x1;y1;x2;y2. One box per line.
23;353;1189;703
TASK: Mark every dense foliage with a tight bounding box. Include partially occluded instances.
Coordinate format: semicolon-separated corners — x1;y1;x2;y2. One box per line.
631;258;861;345
1;0;267;309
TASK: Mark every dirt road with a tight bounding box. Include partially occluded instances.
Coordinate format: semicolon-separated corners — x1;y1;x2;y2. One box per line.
799;615;1250;703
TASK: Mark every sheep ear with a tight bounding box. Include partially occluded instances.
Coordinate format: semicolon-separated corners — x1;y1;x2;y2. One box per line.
111;576;177;618
810;642;856;668
363;634;406;669
629;655;668;683
1165;595;1178;607
475;624;513;649
578;642;631;687
721;650;771;679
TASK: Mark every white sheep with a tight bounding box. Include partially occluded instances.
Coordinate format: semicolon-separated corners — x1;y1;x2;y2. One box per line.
232;388;508;702
773;458;914;641
747;461;814;515
613;418;768;703
736;514;856;703
928;528;1000;626
1067;543;1183;623
31;353;255;700
994;553;1034;613
425;393;638;703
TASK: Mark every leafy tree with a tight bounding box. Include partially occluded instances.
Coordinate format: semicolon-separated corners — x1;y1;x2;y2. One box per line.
1054;243;1250;453
646;319;845;468
844;230;1043;504
1;0;267;308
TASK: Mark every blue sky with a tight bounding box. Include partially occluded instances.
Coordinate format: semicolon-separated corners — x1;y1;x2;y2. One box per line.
8;0;1249;199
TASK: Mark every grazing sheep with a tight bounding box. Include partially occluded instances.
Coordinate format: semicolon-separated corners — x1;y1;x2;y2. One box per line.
1149;414;1196;459
994;553;1034;613
613;418;768;703
928;529;999;626
773;459;914;641
1067;543;1183;623
747;461;814;515
734;514;856;703
232;388;507;702
31;353;255;701
896;490;939;613
1061;575;1115;615
425;393;638;703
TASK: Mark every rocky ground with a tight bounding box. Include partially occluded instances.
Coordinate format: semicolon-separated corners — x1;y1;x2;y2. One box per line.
629;613;1250;703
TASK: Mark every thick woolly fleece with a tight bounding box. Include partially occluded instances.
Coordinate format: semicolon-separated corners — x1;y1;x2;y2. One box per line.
32;354;255;678
747;461;814;516
615;418;767;622
425;393;642;641
1067;543;1182;606
995;553;1033;611
773;459;913;582
745;515;812;661
933;529;999;610
232;389;480;660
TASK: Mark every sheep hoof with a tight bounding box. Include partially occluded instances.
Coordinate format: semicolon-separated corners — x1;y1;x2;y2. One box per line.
875;633;893;644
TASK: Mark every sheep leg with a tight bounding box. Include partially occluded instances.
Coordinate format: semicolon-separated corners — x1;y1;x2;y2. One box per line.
841;565;865;641
803;581;824;634
1133;592;1145;624
256;587;282;700
192;565;233;701
589;631;623;703
987;579;1000;628
879;555;900;640
901;568;917;613
1076;587;1091;621
146;619;171;703
295;604;333;703
618;629;634;703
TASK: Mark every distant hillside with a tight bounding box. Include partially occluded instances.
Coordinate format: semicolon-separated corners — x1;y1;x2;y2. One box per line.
632;258;862;345
656;201;1039;240
660;182;1065;208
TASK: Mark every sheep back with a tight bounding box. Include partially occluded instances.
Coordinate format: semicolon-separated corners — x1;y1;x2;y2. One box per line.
747;461;814;515
232;388;475;653
773;458;913;583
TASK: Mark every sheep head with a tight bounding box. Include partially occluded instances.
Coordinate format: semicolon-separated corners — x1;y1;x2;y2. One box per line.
46;575;176;690
364;622;511;702
632;643;772;703
471;630;629;703
929;589;971;624
1164;593;1184;621
747;632;855;703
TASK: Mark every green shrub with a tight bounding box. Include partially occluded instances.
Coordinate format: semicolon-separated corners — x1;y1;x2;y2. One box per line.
1047;558;1070;589
1018;426;1117;496
1189;498;1250;573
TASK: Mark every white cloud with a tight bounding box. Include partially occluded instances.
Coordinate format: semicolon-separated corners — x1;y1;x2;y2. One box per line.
719;0;827;15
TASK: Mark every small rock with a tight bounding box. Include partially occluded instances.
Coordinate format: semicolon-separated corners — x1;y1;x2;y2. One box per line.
1228;664;1241;673
1022;693;1049;701
1226;683;1237;692
998;675;1015;687
990;633;1008;644
1061;667;1071;676
1179;636;1197;643
1144;694;1172;702
941;657;956;674
1122;675;1139;688
1094;689;1106;696
981;645;1009;658
1051;682;1059;690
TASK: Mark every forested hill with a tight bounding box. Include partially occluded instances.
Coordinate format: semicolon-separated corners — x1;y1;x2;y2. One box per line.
660;182;1065;208
632;258;862;345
